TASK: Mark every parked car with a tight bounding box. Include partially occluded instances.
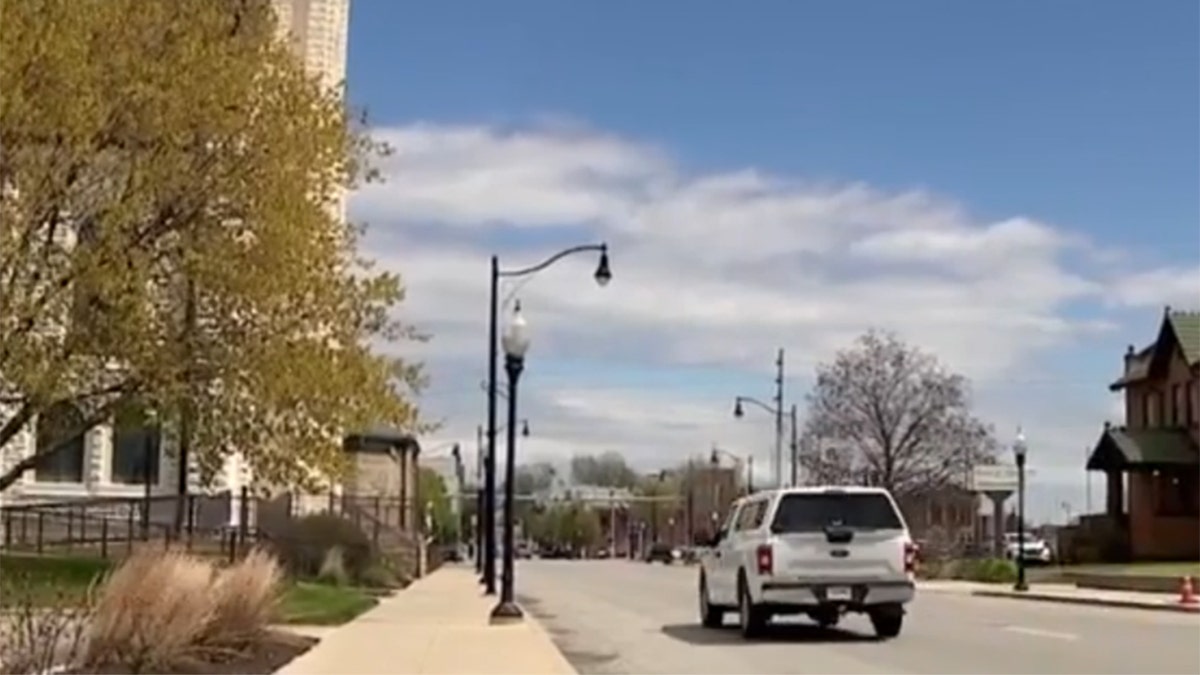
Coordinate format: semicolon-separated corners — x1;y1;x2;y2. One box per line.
644;542;675;564
540;544;576;559
1003;533;1053;565
697;486;916;640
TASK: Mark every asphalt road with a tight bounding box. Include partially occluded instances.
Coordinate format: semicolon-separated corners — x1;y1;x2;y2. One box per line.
515;559;1200;675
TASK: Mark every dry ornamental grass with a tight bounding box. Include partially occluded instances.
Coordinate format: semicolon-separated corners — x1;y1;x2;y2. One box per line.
204;549;284;648
85;550;220;672
3;548;296;674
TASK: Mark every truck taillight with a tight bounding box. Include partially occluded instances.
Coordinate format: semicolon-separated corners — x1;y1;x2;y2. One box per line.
904;542;918;575
756;544;773;575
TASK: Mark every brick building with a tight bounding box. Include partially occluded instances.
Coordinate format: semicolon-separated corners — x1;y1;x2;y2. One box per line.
1087;308;1200;561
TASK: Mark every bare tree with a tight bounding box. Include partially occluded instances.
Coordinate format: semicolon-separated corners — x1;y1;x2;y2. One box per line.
513;462;557;495
569;452;638;488
799;330;996;497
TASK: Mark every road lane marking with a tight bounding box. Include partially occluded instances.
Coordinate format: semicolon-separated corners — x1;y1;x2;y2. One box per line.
1003;625;1080;641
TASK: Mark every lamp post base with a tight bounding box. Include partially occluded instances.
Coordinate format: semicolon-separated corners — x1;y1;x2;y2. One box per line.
1013;580;1029;592
489;601;524;624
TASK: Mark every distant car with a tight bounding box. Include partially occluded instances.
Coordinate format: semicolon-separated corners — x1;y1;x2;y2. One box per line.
1004;533;1052;564
541;544;575;559
644;542;675;564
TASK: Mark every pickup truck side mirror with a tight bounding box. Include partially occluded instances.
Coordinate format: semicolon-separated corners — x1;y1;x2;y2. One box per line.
710;531;725;547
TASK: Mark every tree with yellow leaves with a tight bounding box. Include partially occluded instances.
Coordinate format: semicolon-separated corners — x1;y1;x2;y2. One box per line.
0;0;424;491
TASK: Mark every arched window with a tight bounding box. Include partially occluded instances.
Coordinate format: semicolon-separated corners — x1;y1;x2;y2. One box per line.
110;403;161;485
34;402;86;483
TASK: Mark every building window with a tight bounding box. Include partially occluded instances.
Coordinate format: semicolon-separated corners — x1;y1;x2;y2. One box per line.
1190;382;1198;428
1155;472;1200;517
1144;391;1162;427
1172;384;1185;427
33;403;87;483
110;403;161;485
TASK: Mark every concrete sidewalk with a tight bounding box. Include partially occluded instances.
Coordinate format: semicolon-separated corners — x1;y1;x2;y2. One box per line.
920;580;1200;614
277;565;576;675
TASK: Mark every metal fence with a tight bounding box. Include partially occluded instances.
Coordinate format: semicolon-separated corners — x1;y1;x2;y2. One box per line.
0;489;444;576
0;490;252;562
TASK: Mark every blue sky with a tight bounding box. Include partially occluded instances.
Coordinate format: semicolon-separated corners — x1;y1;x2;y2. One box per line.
343;0;1199;522
350;0;1197;246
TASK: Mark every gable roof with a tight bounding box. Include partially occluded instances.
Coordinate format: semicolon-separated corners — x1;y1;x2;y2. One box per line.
1169;310;1200;366
1086;425;1199;471
1110;308;1200;391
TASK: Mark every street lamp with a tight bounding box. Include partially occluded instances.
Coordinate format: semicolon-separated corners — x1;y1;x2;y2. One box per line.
476;420;529;577
483;243;610;595
732;359;797;489
710;445;753;495
491;301;531;624
1013;428;1029;593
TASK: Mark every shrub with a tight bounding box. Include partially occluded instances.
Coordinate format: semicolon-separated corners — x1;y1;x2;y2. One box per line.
359;561;399;590
85;549;218;672
915;557;1017;583
0;574;94;675
316;547;349;586
957;557;1018;583
204;549;284;648
273;513;372;582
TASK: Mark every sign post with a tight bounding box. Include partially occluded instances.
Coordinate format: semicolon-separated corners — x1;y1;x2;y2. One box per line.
971;465;1030;557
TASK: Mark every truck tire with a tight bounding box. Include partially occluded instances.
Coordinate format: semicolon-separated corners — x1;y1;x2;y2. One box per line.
698;573;724;628
737;573;767;639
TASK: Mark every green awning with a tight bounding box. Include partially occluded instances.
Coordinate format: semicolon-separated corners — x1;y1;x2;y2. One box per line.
1086;426;1199;471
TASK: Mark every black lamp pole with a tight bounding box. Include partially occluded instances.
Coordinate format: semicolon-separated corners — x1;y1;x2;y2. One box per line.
482;244;610;594
1014;430;1029;592
483;258;500;594
491;351;525;621
475;425;485;576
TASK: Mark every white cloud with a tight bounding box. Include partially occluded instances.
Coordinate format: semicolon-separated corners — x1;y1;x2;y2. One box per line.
1105;264;1200;309
353;119;1189;519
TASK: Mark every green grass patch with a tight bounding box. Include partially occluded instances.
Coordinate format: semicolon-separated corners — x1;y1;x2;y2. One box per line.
1;553;379;626
1062;562;1200;577
0;552;113;605
277;582;378;626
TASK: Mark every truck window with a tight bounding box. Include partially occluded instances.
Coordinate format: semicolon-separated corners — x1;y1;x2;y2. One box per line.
771;493;903;533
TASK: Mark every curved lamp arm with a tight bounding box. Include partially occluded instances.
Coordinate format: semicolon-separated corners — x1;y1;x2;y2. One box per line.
480;378;510;401
498;243;607;278
735;395;778;416
710;446;742;464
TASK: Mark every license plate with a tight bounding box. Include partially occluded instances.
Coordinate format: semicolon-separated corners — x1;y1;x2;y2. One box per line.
827;586;852;601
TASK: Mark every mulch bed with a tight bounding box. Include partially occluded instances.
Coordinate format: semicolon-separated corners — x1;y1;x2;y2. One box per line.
69;630;317;675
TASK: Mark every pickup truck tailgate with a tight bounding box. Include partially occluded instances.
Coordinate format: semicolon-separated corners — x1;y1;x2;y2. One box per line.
767;491;909;581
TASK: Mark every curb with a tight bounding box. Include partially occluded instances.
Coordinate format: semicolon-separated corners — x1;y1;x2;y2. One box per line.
971;590;1200;615
519;610;579;675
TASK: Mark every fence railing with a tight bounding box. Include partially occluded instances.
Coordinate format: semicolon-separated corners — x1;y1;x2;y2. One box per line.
1;490;256;563
1;489;433;571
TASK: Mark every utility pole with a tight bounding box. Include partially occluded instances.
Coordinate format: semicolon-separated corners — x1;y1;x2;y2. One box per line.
788;404;799;487
774;348;784;488
685;458;694;545
608;488;617;553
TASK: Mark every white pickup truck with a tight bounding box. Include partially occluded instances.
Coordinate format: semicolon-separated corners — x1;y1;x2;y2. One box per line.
697;486;917;639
